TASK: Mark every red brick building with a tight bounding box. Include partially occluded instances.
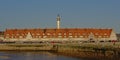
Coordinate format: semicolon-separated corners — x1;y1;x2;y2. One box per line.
3;15;117;42
4;28;117;42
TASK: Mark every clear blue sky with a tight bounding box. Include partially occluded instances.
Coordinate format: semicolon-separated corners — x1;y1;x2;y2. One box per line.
0;0;120;33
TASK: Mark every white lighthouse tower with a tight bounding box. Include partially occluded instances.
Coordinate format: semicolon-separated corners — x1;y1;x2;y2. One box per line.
56;14;60;29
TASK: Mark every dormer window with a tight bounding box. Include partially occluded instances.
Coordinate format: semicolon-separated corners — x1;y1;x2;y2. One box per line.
104;33;107;35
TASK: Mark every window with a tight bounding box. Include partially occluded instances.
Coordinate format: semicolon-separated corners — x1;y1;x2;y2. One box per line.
80;36;83;38
19;36;23;38
53;33;55;35
64;33;66;35
84;36;87;38
12;34;14;36
43;33;45;35
32;33;34;35
22;34;24;35
16;33;19;35
11;36;13;38
37;33;40;35
39;36;41;38
6;36;9;38
69;33;72;35
47;33;50;35
43;36;47;38
83;33;86;35
7;34;9;35
75;36;77;38
58;33;62;35
106;36;109;38
64;36;67;38
104;36;107;38
75;33;77;35
58;36;62;38
69;36;73;38
104;33;107;35
99;36;102;38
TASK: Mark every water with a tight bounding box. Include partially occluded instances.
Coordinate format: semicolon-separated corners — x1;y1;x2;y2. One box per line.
0;51;81;60
0;51;119;60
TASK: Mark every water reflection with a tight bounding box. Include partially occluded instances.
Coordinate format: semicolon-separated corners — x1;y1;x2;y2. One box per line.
0;51;119;60
0;51;80;60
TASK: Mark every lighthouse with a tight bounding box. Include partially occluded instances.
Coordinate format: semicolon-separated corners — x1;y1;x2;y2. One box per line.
56;14;60;29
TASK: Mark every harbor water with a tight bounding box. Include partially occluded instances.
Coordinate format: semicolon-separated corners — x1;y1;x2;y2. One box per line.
0;51;81;60
0;51;120;60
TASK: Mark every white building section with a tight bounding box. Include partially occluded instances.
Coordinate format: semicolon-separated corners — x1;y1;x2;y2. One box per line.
26;32;32;40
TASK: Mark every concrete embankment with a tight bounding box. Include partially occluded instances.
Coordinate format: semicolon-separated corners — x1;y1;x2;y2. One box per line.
0;42;120;59
0;44;53;51
51;43;120;59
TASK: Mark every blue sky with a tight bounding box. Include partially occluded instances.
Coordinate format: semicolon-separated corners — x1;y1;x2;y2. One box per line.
0;0;120;33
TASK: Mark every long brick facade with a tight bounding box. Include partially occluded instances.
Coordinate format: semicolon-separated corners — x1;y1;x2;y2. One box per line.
4;28;117;42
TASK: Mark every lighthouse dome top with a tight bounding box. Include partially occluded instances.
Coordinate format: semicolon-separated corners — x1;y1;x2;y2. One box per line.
57;14;60;17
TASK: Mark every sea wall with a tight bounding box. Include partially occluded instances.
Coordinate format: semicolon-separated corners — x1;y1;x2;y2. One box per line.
0;42;120;58
51;43;120;58
0;44;53;51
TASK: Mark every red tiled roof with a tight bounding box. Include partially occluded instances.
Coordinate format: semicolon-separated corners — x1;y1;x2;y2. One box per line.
4;28;112;38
